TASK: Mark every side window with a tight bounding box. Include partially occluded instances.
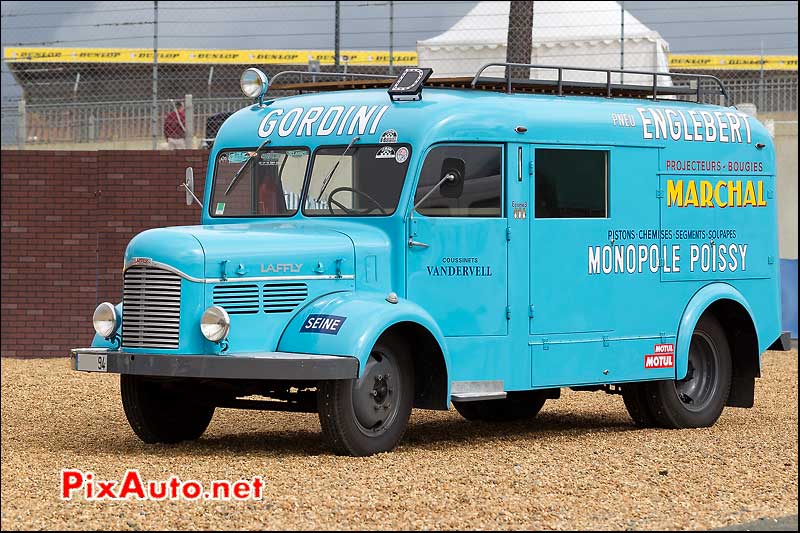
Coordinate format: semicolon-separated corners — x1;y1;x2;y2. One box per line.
414;145;503;218
535;149;609;218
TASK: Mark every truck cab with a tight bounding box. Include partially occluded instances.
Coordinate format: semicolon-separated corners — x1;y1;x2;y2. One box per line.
73;66;787;456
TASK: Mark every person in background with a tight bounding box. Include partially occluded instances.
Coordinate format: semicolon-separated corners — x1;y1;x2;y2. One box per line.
163;101;186;149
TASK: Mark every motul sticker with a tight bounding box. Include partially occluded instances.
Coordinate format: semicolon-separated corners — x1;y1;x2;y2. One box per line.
645;343;674;369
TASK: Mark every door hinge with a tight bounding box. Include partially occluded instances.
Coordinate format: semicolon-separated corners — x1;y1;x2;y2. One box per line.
506;227;512;241
528;160;534;176
528;304;534;318
506;306;512;320
656;189;664;198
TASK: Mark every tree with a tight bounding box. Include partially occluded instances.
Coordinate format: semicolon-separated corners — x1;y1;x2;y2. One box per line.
506;1;534;81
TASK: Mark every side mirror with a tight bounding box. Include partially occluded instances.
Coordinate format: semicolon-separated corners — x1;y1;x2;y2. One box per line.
185;167;194;206
181;166;203;208
439;158;465;199
413;157;467;211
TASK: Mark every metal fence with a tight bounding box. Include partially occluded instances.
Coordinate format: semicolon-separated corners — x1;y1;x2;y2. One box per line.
671;73;798;110
18;97;250;147
1;0;797;149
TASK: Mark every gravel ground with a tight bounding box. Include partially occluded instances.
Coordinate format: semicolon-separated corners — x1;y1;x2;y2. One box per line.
1;350;797;530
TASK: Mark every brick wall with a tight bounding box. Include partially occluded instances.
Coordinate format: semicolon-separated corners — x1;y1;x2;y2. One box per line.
1;150;208;357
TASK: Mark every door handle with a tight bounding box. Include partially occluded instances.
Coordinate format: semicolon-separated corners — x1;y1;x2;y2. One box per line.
408;238;430;249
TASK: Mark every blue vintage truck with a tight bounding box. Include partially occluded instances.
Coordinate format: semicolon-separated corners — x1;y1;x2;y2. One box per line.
72;65;790;456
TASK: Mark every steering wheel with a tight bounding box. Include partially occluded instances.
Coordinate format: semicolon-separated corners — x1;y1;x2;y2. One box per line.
327;187;388;215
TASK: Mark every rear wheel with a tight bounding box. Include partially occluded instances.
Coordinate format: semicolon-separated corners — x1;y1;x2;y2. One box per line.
646;314;732;428
317;336;413;456
120;375;215;443
453;391;548;422
621;383;659;427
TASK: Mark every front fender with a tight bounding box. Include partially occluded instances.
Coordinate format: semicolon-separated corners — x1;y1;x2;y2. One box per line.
676;283;758;380
278;292;451;381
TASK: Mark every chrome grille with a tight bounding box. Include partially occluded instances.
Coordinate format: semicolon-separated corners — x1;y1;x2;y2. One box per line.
122;266;181;349
263;282;308;313
213;284;260;314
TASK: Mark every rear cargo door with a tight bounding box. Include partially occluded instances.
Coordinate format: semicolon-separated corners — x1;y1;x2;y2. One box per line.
529;145;615;336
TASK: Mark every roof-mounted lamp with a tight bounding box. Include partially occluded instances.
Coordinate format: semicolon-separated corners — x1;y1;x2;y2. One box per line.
240;68;269;105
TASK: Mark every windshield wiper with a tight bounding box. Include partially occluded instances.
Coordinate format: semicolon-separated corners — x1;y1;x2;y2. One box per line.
316;136;359;202
224;139;271;196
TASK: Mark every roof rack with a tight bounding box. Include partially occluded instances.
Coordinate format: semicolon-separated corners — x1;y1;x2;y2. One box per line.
267;63;732;106
471;62;732;106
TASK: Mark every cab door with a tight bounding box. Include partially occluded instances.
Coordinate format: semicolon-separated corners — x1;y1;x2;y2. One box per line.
406;144;508;336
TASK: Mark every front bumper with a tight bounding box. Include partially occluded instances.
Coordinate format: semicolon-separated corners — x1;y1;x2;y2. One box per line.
70;348;359;380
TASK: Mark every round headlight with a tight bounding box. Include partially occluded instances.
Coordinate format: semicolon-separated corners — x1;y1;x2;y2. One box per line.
240;68;268;99
93;302;118;339
201;305;230;342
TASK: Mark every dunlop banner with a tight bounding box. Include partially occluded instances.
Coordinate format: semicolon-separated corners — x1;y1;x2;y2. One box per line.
2;47;418;65
5;48;794;71
669;54;798;71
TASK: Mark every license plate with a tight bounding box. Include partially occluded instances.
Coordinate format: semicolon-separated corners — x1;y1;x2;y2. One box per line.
76;352;108;372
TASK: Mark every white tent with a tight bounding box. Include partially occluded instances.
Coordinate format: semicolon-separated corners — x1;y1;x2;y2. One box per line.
417;1;670;84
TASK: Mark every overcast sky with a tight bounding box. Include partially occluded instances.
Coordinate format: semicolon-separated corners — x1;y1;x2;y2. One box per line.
2;1;796;51
1;0;797;99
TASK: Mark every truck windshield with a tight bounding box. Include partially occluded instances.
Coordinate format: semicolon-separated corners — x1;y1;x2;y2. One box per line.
210;148;309;217
303;144;412;216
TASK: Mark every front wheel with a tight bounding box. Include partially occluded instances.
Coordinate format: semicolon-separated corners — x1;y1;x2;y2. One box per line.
317;336;413;456
645;314;732;428
121;375;215;444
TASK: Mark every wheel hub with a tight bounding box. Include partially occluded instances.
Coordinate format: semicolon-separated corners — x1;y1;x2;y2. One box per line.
674;332;719;412
352;352;400;434
371;374;390;405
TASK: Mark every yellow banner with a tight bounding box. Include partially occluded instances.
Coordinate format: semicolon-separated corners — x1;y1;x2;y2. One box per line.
669;54;798;71
5;48;795;71
2;47;418;66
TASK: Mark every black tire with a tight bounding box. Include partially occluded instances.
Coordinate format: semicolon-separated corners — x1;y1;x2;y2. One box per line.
453;390;547;422
317;336;413;456
621;383;659;427
645;314;732;428
121;375;215;444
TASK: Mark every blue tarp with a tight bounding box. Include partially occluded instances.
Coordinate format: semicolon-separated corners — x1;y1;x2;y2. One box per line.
780;259;798;339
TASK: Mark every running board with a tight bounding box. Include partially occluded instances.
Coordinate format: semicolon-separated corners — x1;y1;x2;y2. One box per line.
450;380;507;402
768;331;793;351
